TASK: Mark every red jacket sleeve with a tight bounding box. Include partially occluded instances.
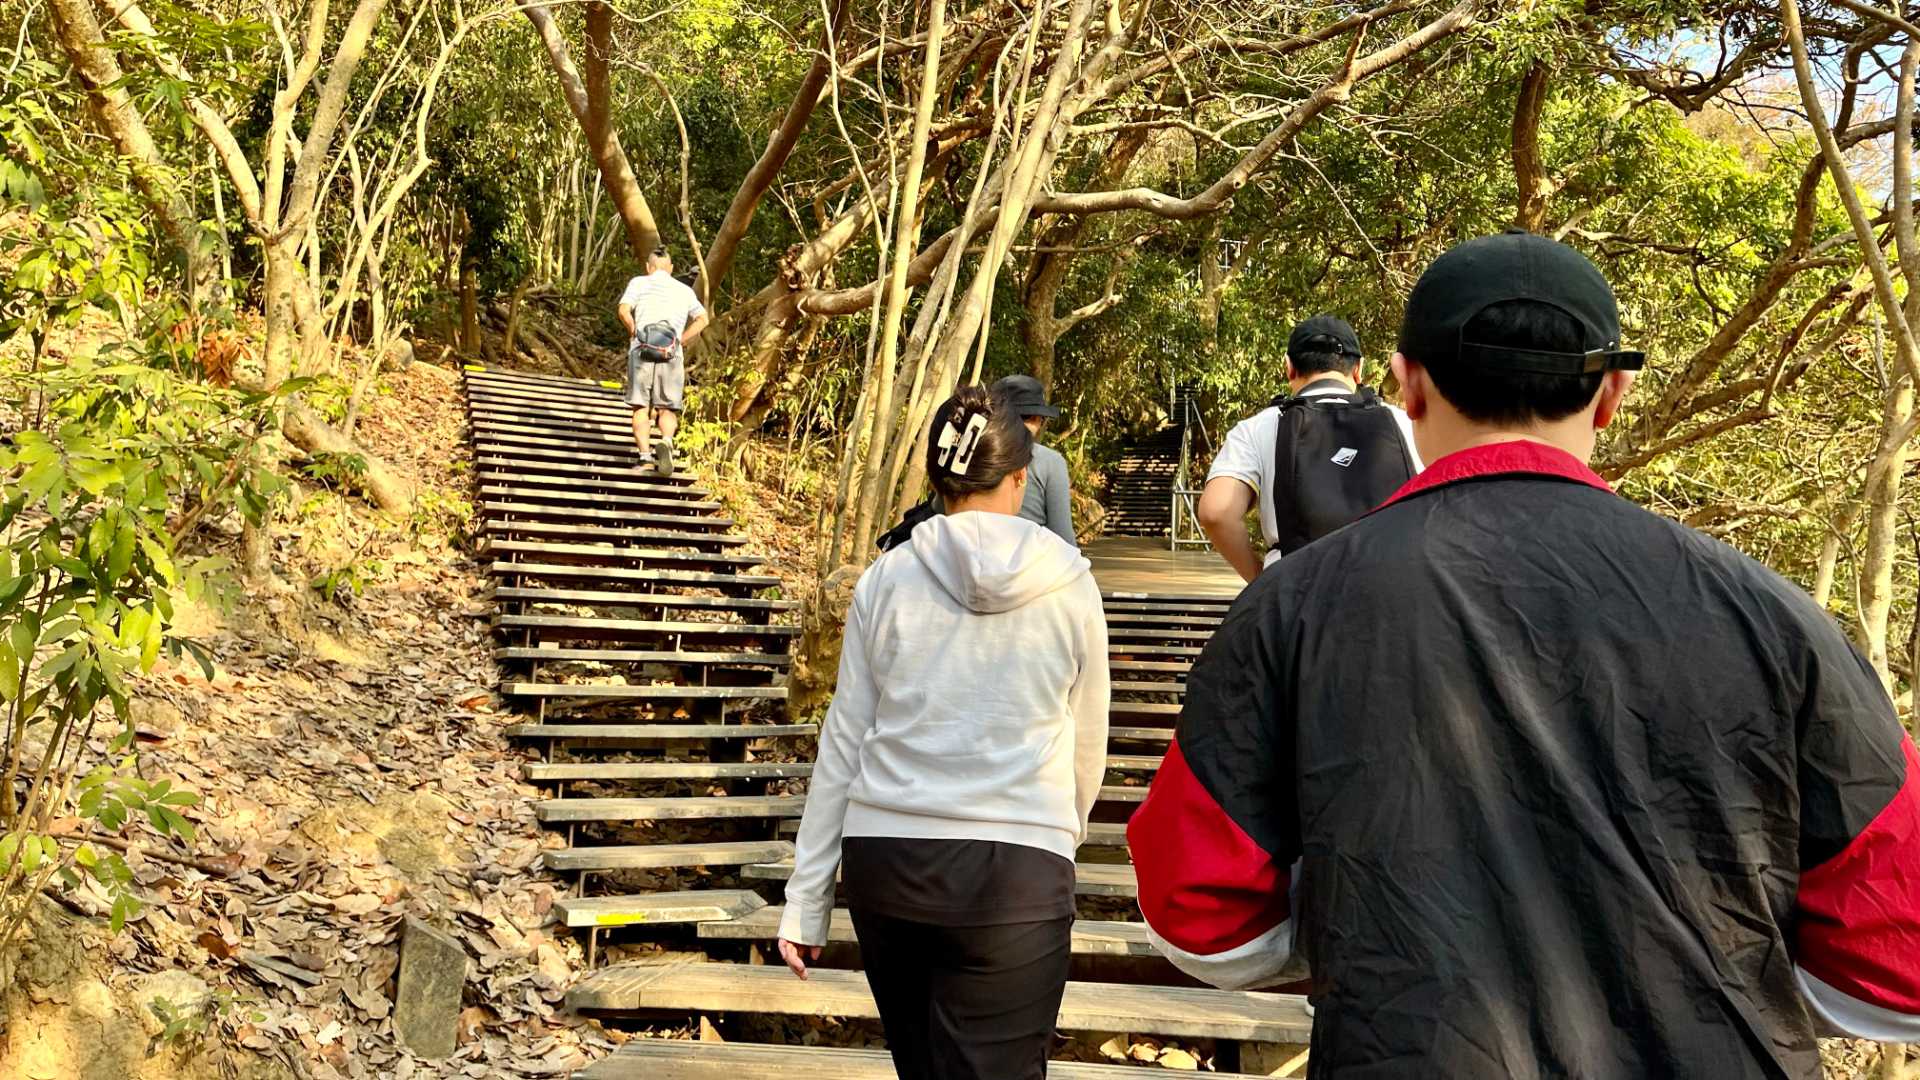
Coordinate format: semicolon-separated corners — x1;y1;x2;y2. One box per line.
1790;630;1920;1041
1128;591;1300;990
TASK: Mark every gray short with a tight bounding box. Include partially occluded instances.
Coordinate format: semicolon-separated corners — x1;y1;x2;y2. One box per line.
625;344;686;412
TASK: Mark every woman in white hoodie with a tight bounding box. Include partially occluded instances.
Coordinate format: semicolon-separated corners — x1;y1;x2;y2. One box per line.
776;384;1111;1079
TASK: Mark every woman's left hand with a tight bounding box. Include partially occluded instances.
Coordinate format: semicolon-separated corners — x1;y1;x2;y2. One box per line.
777;937;821;980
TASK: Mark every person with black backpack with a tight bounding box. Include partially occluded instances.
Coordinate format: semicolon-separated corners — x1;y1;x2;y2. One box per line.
616;246;708;476
1195;315;1421;582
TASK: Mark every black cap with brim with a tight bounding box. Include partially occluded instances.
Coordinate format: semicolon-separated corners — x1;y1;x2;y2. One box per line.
1398;230;1644;375
992;374;1062;419
1288;314;1363;363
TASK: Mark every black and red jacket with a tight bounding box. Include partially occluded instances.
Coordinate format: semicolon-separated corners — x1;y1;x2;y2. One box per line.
1129;440;1920;1078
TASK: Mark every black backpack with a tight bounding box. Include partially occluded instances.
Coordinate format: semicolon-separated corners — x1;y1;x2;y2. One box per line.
632;320;678;363
1269;382;1414;556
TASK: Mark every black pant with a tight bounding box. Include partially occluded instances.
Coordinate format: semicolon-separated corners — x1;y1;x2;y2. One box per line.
848;907;1072;1080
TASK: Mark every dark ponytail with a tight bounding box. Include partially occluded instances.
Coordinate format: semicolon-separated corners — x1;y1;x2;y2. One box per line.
926;384;1033;504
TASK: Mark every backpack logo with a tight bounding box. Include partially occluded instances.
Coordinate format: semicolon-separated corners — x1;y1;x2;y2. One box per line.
1331;447;1359;467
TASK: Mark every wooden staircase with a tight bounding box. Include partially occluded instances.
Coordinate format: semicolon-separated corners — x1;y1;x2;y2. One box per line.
462;369;1301;1076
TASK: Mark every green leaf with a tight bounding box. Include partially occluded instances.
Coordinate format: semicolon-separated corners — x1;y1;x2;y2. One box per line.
108;518;135;583
0;640;19;702
20;833;41;873
73;843;97;869
0;833;19;872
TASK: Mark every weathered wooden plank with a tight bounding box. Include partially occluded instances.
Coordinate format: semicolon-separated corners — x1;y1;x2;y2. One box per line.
1107;754;1164;771
534;795;807;823
743;859;1139;897
476;484;722;514
1110;701;1181;719
1110;660;1194;674
492;586;795;613
698;907;1158;958
495;614;798;641
553;891;766;929
503;683;788;701
1108;627;1215;642
488;561;778;590
482;519;746;551
524;762;811;783
495;645;792;667
1113;680;1188;694
472;455;700;488
577;1041;1277;1079
1108;727;1174;744
482;500;734;530
479;539;763;570
567;963;1315;1042
503;723;816;742
778;818;1129;846
543;840;796;872
474;465;709;499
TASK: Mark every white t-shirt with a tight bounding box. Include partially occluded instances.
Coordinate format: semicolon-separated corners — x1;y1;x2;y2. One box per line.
618;271;706;340
1205;384;1423;567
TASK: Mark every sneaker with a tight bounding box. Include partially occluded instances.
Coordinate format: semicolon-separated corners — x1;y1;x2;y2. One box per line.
654;441;674;477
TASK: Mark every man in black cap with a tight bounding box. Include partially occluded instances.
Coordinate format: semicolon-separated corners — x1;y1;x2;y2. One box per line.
991;374;1076;545
1130;232;1920;1075
1196;314;1420;582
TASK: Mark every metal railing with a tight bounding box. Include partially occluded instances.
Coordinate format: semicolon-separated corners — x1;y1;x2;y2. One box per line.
1169;385;1212;551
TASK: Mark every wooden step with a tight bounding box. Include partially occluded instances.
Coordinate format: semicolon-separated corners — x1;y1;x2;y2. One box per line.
1103;594;1236;607
493;586;796;614
568;962;1315;1042
464;366;621;392
577;1041;1273;1080
494;614;798;644
1113;680;1188;694
482;500;735;532
1106;612;1222;628
524;762;812;783
480;540;763;571
1108;754;1164;771
544;840;795;872
505;723;816;743
464;366;617;390
1111;701;1181;720
1109;627;1214;642
476;469;712;501
1108;727;1173;745
477;484;723;514
1107;644;1203;659
469;410;639;437
490;561;779;591
535;795;807;823
473;455;700;488
471;441;697;477
483;519;747;550
503;682;789;702
699;907;1157;957
471;417;642;449
497;646;792;668
1110;659;1195;674
743;859;1138;897
778;819;1129;846
553;890;765;929
466;375;628;405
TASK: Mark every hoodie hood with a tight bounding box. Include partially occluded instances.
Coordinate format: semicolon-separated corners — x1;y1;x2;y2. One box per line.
908;512;1091;614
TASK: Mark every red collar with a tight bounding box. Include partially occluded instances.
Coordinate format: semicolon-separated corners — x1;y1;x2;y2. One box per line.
1382;440;1612;508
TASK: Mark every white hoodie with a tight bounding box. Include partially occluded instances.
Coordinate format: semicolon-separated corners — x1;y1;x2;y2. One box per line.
777;512;1111;946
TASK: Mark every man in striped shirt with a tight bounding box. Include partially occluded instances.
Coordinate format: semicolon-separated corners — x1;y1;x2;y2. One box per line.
617;247;708;476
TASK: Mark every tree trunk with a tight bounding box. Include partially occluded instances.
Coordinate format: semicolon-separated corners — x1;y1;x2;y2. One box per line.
849;0;949;555
697;0;851;303
283;402;415;513
262;235;306;387
1856;380;1915;687
46;0;209;304
1511;60;1553;231
460;261;481;355
525;2;661;257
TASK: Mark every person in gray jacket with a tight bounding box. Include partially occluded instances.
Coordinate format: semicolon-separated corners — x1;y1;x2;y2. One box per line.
991;374;1076;546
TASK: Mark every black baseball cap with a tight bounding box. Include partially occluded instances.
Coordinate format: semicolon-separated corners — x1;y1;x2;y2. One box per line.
1398;230;1644;375
1288;315;1362;362
992;374;1061;419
